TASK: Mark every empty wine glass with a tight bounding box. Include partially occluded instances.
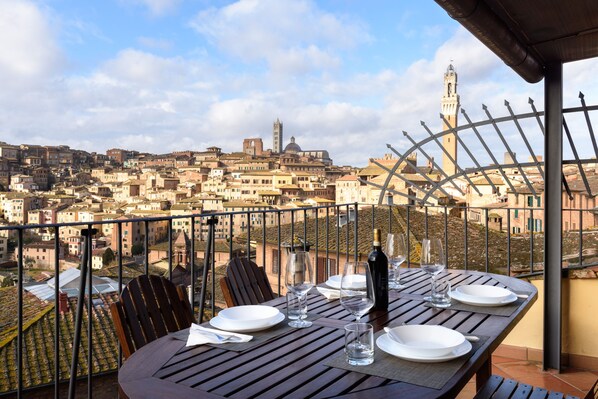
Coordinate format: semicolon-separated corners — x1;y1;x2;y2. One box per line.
386;233;406;289
285;250;315;328
420;238;446;301
340;262;375;322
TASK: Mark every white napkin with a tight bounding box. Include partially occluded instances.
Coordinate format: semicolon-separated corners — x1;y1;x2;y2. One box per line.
185;323;253;347
317;286;340;300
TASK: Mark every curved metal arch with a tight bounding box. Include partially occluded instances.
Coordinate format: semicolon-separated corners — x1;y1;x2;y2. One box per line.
373;93;598;205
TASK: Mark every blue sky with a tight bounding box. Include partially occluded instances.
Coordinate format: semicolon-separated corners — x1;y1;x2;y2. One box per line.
1;0;598;167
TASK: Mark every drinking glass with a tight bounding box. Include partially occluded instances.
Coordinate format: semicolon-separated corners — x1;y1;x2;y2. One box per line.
344;322;374;366
431;276;451;308
420;238;446;301
386;233;406;289
285;250;314;328
340;261;375;322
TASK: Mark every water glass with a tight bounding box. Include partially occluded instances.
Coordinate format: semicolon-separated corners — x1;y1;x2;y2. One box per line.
286;250;314;328
340;261;375;322
344;323;374;366
431;277;452;308
421;238;446;301
386;233;406;289
286;291;310;327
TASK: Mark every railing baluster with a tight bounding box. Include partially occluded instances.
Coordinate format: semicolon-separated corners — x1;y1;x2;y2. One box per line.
354;203;359;262
144;220;149;275
168;220;173;279
277;211;282;295
464;209;468;270
262;211;266;268
191;216;196;318
444;206;449;269
246;212;251;262
326;206;330;276
530;208;534;273
485;208;489;273
229;214;234;260
507;208;511;276
346;205;350;263
336;205;340;268
53;226;60;399
87;224;93;399
17;229;23;399
579;209;584;268
406;206;411;268
424;206;429;239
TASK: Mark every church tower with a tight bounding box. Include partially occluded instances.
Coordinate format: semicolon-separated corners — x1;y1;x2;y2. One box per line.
441;64;460;176
273;118;283;153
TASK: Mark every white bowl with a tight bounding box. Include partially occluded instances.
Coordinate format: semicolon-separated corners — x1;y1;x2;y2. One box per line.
455;285;512;304
217;305;281;329
385;325;465;358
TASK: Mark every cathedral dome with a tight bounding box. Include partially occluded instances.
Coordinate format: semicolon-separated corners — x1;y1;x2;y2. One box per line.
284;136;302;153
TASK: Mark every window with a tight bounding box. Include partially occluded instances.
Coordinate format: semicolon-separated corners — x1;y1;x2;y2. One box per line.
527;196;533;207
514;209;519;218
527;218;533;231
536;197;541;207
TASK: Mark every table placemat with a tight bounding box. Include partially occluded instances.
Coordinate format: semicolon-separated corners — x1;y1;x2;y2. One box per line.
172;313;322;352
423;292;531;317
324;332;488;390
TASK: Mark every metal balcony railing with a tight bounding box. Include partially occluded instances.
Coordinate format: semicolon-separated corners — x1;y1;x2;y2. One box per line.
0;202;594;398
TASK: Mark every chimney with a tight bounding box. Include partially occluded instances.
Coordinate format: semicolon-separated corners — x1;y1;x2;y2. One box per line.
59;292;70;313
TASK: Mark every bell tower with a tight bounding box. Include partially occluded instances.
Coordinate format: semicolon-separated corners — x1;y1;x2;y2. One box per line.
273;118;283;154
441;64;460;176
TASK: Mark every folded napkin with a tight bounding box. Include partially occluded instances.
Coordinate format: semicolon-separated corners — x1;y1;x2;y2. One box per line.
186;323;253;347
317;286;340;300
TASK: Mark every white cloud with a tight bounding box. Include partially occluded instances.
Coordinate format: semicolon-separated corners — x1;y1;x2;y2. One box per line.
0;0;64;86
99;49;204;88
189;0;370;75
121;0;181;16
137;36;174;51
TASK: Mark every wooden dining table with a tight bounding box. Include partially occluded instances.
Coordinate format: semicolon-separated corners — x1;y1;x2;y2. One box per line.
118;268;537;399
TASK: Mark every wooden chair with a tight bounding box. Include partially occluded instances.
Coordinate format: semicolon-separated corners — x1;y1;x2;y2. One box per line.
110;274;194;359
220;257;275;307
474;374;594;399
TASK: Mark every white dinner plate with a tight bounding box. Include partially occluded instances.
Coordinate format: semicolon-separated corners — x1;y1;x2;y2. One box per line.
376;333;472;363
209;312;285;333
325;274;367;290
325;275;342;289
218;305;281;328
450;290;518;307
454;285;512;303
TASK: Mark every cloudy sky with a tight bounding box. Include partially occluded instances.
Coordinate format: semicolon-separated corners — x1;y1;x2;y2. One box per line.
1;0;598;167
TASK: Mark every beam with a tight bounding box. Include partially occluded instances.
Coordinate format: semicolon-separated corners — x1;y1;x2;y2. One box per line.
435;0;544;83
543;62;563;371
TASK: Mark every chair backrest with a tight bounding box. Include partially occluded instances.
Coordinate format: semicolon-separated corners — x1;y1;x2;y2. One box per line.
220;257;275;307
110;274;194;359
586;378;598;399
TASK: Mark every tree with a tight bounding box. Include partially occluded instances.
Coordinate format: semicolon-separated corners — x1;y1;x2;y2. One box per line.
102;247;115;266
131;243;144;256
24;256;35;269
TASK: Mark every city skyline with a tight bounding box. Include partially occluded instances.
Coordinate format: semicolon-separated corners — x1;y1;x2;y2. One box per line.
1;0;598;167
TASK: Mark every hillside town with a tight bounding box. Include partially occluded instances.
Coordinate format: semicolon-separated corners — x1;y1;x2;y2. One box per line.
2;65;598;283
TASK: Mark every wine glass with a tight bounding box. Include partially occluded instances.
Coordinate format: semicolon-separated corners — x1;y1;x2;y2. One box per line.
285;250;315;328
340;261;375;322
386;233;406;289
420;238;446;301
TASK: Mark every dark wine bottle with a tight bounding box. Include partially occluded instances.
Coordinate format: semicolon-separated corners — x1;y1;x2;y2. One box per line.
368;228;388;310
